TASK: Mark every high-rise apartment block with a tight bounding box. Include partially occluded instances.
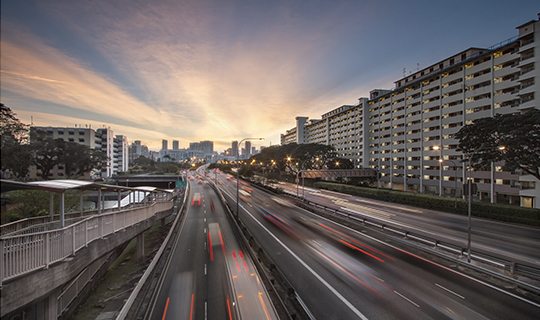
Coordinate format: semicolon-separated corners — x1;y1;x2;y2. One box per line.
31;126;127;179
281;16;540;208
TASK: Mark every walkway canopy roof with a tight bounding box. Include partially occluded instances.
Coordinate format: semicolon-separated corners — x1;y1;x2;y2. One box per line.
0;179;169;194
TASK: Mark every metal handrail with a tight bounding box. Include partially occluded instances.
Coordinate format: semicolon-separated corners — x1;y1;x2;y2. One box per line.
0;198;174;286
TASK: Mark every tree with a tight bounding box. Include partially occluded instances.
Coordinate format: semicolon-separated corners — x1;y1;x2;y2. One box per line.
327;157;354;169
1;103;28;142
31;130;64;180
454;109;540;180
251;143;336;175
1;104;31;179
1;137;33;179
62;142;107;178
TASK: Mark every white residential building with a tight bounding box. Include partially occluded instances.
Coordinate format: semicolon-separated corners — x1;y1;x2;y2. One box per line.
281;16;540;208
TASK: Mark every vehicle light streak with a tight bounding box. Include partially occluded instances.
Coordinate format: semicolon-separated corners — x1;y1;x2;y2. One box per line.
162;297;170;320
258;292;272;320
219;231;226;257
328;249;394;294
198;196;201;206
227;296;233;320
340;240;385;262
265;214;301;240
190;294;195;319
232;251;237;259
191;196;195;206
239;251;244;258
349;238;396;261
236;262;241;272
208;233;214;261
318;223;347;238
243;261;249;271
211;201;214;212
316;251;382;297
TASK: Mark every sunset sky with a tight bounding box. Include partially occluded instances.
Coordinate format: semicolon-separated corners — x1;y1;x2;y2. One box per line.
1;0;537;151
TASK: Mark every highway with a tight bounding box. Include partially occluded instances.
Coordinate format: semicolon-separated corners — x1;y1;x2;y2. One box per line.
278;181;540;267
143;171;278;320
214;171;540;319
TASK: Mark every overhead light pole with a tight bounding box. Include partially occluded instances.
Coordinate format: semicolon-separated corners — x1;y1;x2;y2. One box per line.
464;145;505;263
236;137;264;224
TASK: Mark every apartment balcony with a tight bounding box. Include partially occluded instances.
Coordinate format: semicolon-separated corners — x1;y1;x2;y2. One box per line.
493;78;519;91
442;93;463;105
517;53;535;67
441;115;461;125
407;87;422;96
441;82;463;95
441;103;464;115
442;72;462;83
464;98;490;110
493;92;518;104
422;109;441;119
422;89;440;100
442;126;461;136
494;65;519;78
465;73;492;86
464;62;491;76
495;52;520;64
466;110;492;121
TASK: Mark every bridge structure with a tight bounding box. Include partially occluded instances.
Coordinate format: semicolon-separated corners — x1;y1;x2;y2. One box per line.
0;179;178;319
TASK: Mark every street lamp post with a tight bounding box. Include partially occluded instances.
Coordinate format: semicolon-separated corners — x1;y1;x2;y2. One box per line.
288;157;309;202
236;137;264;224
464;145;504;263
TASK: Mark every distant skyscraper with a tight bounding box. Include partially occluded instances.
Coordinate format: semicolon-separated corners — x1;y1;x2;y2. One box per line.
200;140;214;155
162;139;168;150
232;141;238;157
173;140;179;150
245;141;251;156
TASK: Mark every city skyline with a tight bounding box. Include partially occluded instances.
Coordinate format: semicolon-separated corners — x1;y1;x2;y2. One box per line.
1;0;537;151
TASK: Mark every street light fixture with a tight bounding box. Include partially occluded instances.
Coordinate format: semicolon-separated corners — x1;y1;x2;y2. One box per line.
287;157;310;201
463;145;505;263
236;137;264;224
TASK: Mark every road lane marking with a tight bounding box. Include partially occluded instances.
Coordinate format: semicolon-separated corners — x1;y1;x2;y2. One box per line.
205;264;207;275
435;283;465;299
394;291;419;307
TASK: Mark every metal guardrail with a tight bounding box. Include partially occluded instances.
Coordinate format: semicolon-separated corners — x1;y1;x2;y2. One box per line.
0;199;174;286
283;192;540;285
116;183;190;320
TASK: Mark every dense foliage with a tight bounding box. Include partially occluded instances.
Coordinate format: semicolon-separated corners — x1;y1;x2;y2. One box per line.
454;109;540;180
1;104;107;180
314;182;540;226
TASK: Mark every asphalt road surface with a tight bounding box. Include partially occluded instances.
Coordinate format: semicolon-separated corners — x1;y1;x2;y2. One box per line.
215;171;539;319
143;171;278;320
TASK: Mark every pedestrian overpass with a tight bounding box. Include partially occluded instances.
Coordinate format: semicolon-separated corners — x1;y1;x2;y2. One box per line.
0;179;179;319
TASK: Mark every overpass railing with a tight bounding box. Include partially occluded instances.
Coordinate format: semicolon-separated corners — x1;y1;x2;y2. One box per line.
0;192;155;237
0;200;173;287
